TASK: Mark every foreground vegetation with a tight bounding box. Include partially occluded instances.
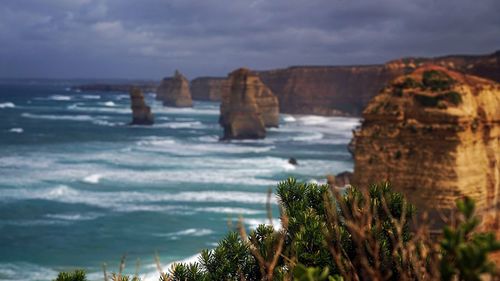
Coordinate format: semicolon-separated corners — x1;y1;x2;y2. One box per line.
56;178;500;281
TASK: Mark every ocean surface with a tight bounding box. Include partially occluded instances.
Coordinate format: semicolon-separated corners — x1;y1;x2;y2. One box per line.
0;80;359;281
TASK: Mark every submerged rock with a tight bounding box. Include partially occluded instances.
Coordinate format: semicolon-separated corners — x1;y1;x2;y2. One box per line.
352;65;500;229
130;87;154;125
288;158;298;165
156;70;193;107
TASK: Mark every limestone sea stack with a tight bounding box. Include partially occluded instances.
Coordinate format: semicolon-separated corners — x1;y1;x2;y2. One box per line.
352;65;500;229
219;68;279;139
130;87;154;125
156;70;193;107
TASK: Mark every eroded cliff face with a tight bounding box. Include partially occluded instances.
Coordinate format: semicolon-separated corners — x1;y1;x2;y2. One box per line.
130;87;154;125
156;70;193;107
352;65;500;229
258;65;406;116
219;68;279;139
190;77;229;101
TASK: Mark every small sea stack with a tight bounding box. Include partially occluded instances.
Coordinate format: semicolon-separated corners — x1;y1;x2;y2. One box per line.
156;70;193;107
219;68;279;140
129;87;154;125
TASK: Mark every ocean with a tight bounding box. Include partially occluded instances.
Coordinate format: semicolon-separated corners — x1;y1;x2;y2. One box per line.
0;80;359;281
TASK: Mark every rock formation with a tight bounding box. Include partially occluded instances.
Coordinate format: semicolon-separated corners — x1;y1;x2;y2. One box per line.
129;87;154;125
190;77;229;101
219;68;279;139
352;65;500;229
156;70;193;107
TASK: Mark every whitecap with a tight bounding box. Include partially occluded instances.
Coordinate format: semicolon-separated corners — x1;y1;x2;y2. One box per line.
292;132;324;142
82;94;101;99
83;174;103;184
154;121;204;129
195;207;264;215
0;102;15;108
156;228;214;238
49;95;72;101
92;120;125;127
103;101;116;107
0;186;277;209
22;112;103;122
45;213;102;221
115;94;129;100
282;115;296;122
9;128;23;133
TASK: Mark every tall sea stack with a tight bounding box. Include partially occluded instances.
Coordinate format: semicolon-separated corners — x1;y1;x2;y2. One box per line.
352;65;500;229
156;70;193;107
219;68;279;139
130;87;154;125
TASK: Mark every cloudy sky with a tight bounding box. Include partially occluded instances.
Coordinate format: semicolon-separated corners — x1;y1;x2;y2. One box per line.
1;0;499;79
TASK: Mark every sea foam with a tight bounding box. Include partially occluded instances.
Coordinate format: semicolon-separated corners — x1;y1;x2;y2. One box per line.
0;102;15;108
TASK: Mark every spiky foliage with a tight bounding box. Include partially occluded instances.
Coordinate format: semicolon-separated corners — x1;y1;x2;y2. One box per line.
440;197;500;281
57;178;500;281
53;270;87;281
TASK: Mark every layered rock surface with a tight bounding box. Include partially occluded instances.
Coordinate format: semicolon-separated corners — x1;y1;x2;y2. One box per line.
156;70;193;107
352;65;500;229
190;77;229;101
220;68;279;139
130;87;154;125
256;50;499;116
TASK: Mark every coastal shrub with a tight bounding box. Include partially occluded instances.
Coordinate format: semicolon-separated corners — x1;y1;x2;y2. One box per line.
440;197;500;281
414;91;462;107
422;70;455;91
442;91;462;105
53;270;87;281
162;179;416;280
414;94;440;107
57;179;500;281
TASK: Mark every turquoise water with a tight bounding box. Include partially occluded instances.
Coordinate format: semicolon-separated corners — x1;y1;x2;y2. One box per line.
0;80;358;280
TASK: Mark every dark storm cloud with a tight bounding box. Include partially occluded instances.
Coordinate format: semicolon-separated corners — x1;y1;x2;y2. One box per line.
0;0;499;79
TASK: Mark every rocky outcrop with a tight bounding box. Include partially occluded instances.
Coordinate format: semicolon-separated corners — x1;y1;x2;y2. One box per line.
190;77;229;101
156;70;193;107
352;65;500;229
219;68;279;139
130;87;154;125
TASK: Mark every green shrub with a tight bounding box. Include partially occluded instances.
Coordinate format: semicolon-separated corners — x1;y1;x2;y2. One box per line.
440;197;500;281
54;270;87;281
414;94;440;107
422;70;455;91
414;91;462;107
56;179;500;281
442;91;462;105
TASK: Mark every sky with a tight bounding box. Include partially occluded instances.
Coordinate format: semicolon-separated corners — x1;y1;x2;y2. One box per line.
0;0;499;79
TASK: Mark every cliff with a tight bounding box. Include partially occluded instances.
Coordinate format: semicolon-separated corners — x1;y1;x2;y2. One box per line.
219;68;279;139
352;65;500;229
156;70;193;107
258;65;406;116
130;87;154;125
190;77;229;101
